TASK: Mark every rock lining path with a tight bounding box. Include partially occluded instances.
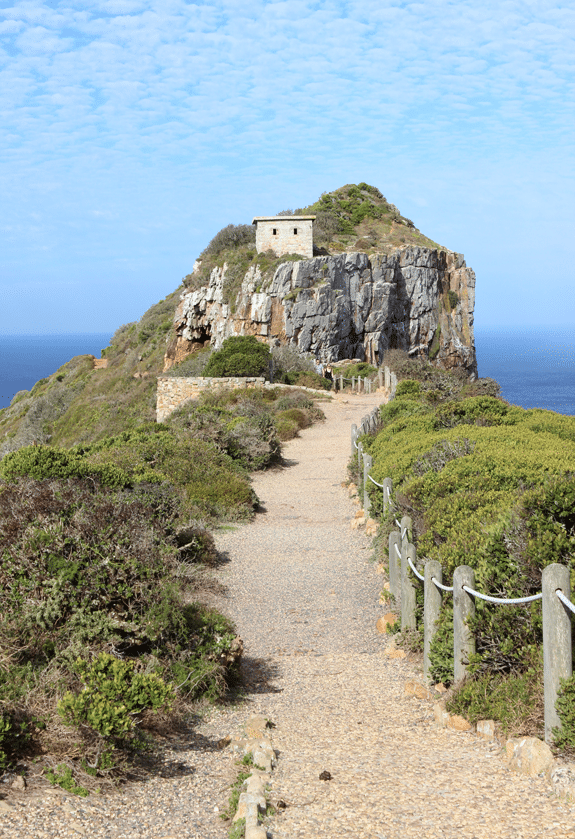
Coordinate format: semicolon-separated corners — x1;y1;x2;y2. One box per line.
1;390;574;838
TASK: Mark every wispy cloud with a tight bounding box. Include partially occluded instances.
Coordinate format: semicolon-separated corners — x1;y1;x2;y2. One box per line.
0;0;574;329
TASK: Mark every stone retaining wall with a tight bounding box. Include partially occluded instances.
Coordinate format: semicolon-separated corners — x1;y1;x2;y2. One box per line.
156;376;266;422
156;376;335;422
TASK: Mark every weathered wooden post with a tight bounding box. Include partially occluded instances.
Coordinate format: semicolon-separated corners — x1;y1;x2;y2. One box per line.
388;532;401;600
363;453;373;514
400;515;412;546
384;366;390;389
543;563;572;743
378;369;383;389
357;440;363;477
340;374;344;392
453;566;476;681
382;478;393;515
351;424;357;458
390;371;398;397
401;543;418;630
424;559;443;683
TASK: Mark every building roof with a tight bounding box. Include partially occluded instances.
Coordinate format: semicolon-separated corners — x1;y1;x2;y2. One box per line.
252;215;316;224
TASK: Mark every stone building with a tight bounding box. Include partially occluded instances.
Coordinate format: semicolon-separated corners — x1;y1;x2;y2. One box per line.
252;215;315;258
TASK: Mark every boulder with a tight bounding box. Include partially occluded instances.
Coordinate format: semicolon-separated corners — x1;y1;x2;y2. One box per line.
506;736;554;777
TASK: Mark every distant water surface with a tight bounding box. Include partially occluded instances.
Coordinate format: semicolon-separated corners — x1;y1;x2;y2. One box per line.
0;328;574;417
475;327;575;416
0;333;112;410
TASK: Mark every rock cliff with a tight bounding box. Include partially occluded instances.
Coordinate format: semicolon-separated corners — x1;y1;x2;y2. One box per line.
165;247;476;376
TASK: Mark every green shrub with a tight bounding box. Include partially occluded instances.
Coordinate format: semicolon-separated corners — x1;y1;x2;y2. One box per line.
447;657;543;735
275;416;300;441
203;336;270;379
395;379;421;398
554;675;575;749
45;764;89;797
58;654;174;742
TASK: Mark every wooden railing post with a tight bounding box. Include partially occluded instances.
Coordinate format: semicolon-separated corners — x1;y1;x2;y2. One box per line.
401;543;417;630
453;566;476;681
543;563;572;743
424;559;443;683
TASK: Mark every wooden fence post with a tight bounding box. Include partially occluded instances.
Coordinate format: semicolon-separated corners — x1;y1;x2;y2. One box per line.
424;559;443;683
453;566;476;681
363;453;373;514
543;563;572;743
401;543;418;630
388;532;401;600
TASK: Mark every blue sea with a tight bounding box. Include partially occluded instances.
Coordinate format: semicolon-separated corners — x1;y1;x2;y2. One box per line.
0;328;574;415
475;327;575;416
0;333;113;411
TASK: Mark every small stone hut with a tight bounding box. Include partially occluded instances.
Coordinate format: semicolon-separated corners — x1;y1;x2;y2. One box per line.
252;215;315;258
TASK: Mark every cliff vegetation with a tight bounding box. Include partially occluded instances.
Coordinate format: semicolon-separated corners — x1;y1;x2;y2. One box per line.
359;351;575;739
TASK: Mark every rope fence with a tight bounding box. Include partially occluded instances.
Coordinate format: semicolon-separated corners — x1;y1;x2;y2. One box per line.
351;415;575;745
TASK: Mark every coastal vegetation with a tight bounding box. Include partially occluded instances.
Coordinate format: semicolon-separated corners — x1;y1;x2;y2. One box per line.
359;351;575;740
181;183;444;305
0;289;328;792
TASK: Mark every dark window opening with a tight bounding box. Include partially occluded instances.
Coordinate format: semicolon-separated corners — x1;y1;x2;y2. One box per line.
272;228;277;235
294;227;298;235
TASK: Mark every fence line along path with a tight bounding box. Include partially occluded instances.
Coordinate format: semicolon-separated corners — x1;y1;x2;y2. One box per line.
213;391;575;839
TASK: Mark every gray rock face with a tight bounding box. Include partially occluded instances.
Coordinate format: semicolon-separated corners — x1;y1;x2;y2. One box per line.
165;248;476;375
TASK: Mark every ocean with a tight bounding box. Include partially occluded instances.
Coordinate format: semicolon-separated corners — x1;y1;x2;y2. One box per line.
474;327;575;416
0;333;113;411
0;328;573;416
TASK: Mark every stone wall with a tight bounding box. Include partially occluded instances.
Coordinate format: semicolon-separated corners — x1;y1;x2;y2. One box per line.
156;376;266;422
253;216;314;258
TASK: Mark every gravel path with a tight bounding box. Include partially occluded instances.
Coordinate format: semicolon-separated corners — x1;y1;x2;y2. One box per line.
2;390;573;838
213;391;575;839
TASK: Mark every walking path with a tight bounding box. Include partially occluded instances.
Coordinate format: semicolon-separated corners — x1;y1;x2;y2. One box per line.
1;390;574;838
214;390;575;839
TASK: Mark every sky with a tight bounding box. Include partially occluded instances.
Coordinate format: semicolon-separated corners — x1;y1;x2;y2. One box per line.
1;0;574;335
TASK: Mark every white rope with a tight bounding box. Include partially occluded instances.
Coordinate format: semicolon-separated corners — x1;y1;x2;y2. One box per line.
353;439;358;449
432;577;454;593
367;474;384;488
394;518;401;528
394;542;402;558
407;555;425;582
556;589;575;615
462;585;542;605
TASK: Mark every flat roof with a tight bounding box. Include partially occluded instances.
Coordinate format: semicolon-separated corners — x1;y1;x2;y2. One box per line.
252;215;316;224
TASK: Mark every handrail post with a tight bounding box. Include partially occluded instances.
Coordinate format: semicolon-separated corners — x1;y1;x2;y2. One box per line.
362;453;373;514
382;477;393;515
424;559;443;683
384;366;390;389
453;566;476;681
357;440;363;476
388;532;401;600
543;563;572;743
400;515;412;546
401;543;418;630
351;424;357;458
378;369;383;389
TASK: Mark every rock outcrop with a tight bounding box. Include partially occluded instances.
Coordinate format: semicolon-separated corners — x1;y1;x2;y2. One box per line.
165;247;477;375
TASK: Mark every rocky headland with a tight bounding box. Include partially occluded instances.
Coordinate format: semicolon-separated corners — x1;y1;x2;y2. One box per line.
165;247;477;376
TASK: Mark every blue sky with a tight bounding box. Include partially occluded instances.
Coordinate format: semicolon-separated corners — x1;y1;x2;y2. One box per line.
1;0;574;334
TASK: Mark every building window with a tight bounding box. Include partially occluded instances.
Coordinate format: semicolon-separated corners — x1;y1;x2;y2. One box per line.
272;228;277;235
294;228;298;235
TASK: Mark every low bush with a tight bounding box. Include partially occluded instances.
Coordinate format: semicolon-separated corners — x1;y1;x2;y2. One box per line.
0;476;241;779
203;336;270;379
359;357;575;738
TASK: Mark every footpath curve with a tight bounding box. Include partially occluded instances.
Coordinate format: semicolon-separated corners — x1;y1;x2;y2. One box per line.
214;390;575;839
